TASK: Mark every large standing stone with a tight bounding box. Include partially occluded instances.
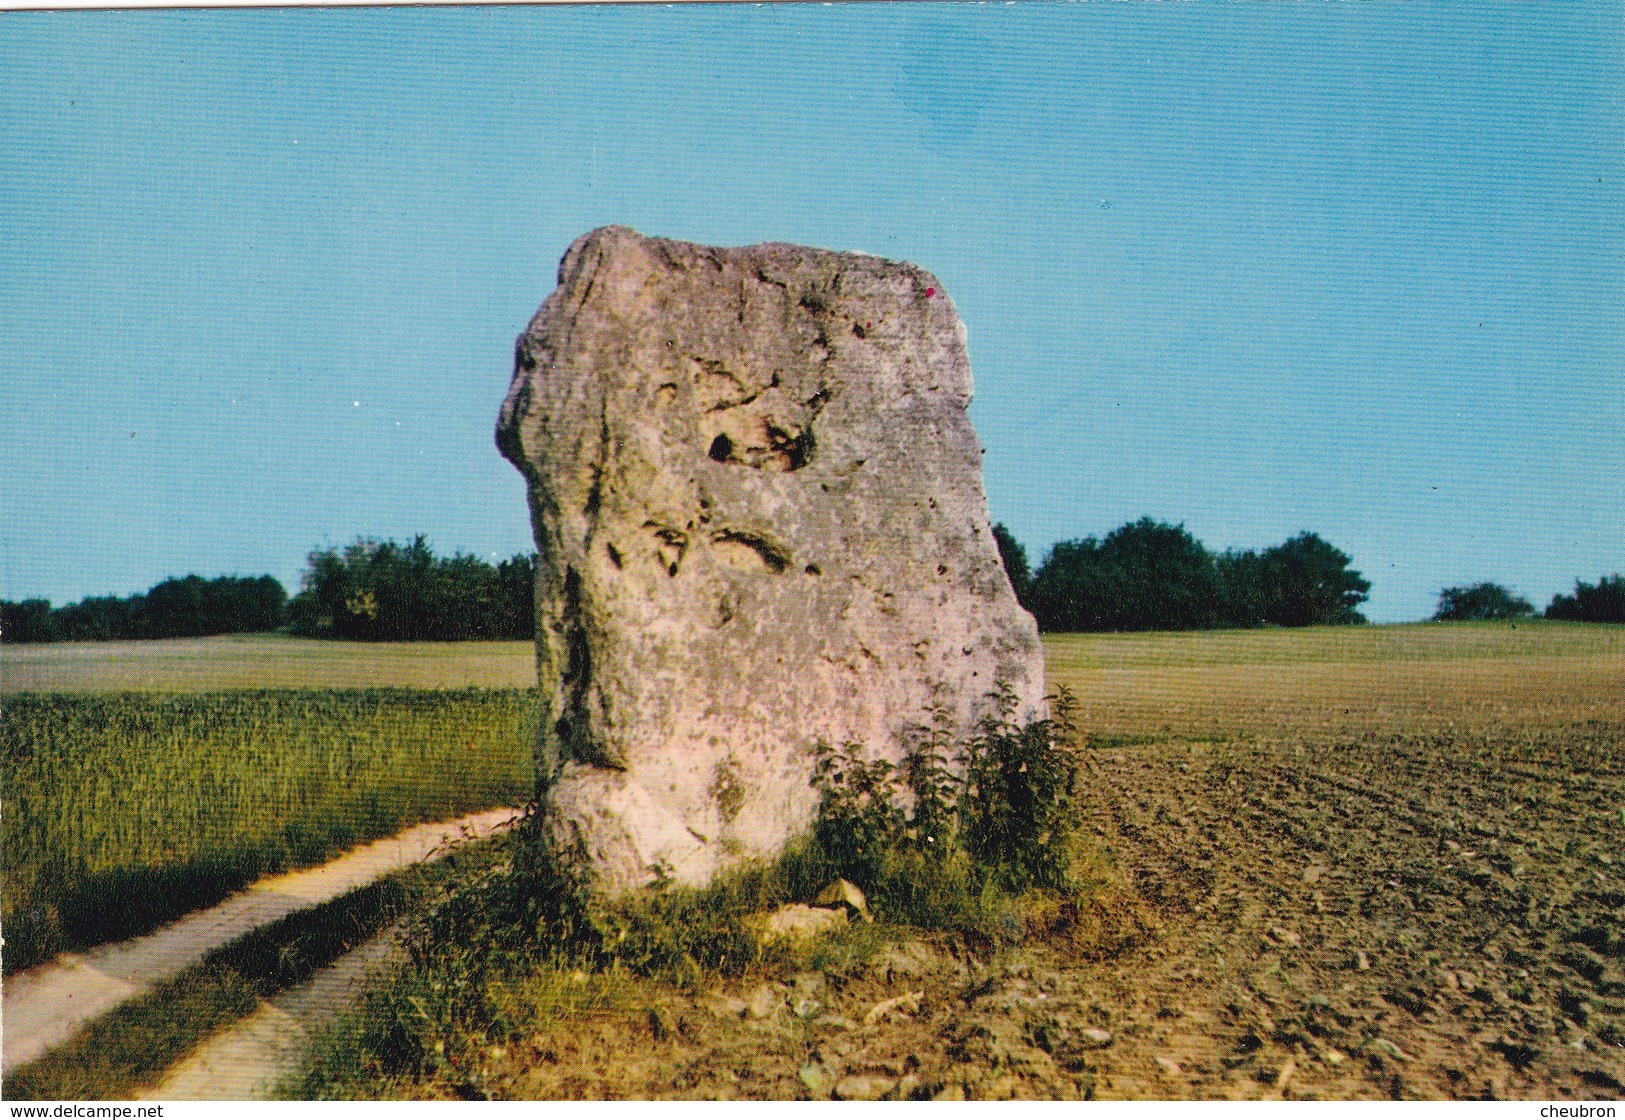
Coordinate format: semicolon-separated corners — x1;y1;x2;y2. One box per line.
496;226;1044;891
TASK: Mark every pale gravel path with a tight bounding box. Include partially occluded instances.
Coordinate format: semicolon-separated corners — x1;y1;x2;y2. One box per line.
142;926;403;1100
2;808;520;1073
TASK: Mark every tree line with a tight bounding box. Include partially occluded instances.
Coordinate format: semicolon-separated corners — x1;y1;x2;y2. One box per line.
1432;576;1625;624
0;575;288;644
287;537;534;641
3;528;1620;643
994;518;1624;632
0;540;537;644
993;518;1371;632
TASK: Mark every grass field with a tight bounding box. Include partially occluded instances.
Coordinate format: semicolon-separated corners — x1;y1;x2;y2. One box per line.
2;689;534;973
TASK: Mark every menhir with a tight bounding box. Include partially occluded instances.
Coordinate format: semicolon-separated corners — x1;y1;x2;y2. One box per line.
497;226;1045;891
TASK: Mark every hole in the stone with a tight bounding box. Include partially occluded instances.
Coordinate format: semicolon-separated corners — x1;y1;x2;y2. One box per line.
606;543;622;569
766;425;813;471
852;322;866;339
645;523;689;576
937;564;948;576
805;564;821;576
713;530;790;574
709;433;733;462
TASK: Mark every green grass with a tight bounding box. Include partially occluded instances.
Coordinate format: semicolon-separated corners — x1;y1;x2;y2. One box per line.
2;841;502;1102
2;688;533;974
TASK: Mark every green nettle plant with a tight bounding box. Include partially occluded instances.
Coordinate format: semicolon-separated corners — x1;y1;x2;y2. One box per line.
810;739;908;888
959;683;1081;892
809;683;1083;917
899;693;960;855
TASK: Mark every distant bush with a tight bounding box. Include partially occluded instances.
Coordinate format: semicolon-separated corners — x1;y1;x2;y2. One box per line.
1018;518;1368;632
1434;582;1535;622
0;575;287;644
288;537;534;641
1546;574;1625;624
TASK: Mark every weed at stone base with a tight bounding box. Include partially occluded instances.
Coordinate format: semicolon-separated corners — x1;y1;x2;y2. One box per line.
810;683;1087;928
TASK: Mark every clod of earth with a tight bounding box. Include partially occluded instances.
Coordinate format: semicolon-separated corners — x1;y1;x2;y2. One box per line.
497;226;1045;891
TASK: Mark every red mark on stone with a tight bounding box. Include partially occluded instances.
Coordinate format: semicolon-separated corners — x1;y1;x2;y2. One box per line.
925;287;935;297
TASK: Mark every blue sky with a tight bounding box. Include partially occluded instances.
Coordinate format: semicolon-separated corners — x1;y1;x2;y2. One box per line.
2;3;1620;623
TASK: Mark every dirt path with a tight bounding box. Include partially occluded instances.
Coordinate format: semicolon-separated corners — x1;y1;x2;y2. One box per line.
2;808;520;1073
143;927;403;1100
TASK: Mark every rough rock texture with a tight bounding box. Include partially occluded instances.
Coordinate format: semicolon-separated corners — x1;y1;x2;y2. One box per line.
497;226;1045;891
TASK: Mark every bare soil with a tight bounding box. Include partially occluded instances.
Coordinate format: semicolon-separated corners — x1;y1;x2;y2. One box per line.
434;730;1622;1101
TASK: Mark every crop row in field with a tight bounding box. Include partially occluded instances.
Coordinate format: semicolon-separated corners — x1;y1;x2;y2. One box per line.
1;688;534;974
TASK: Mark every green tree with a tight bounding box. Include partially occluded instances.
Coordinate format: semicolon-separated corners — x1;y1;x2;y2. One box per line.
1028;517;1222;632
1433;582;1534;622
144;575;288;637
289;537;537;641
1215;548;1270;628
51;595;144;641
0;599;58;643
2;575;287;643
1252;532;1370;626
497;553;537;639
1546;574;1625;623
990;523;1032;607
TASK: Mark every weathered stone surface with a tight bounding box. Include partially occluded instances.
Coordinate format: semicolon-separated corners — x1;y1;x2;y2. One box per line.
497;226;1045;891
